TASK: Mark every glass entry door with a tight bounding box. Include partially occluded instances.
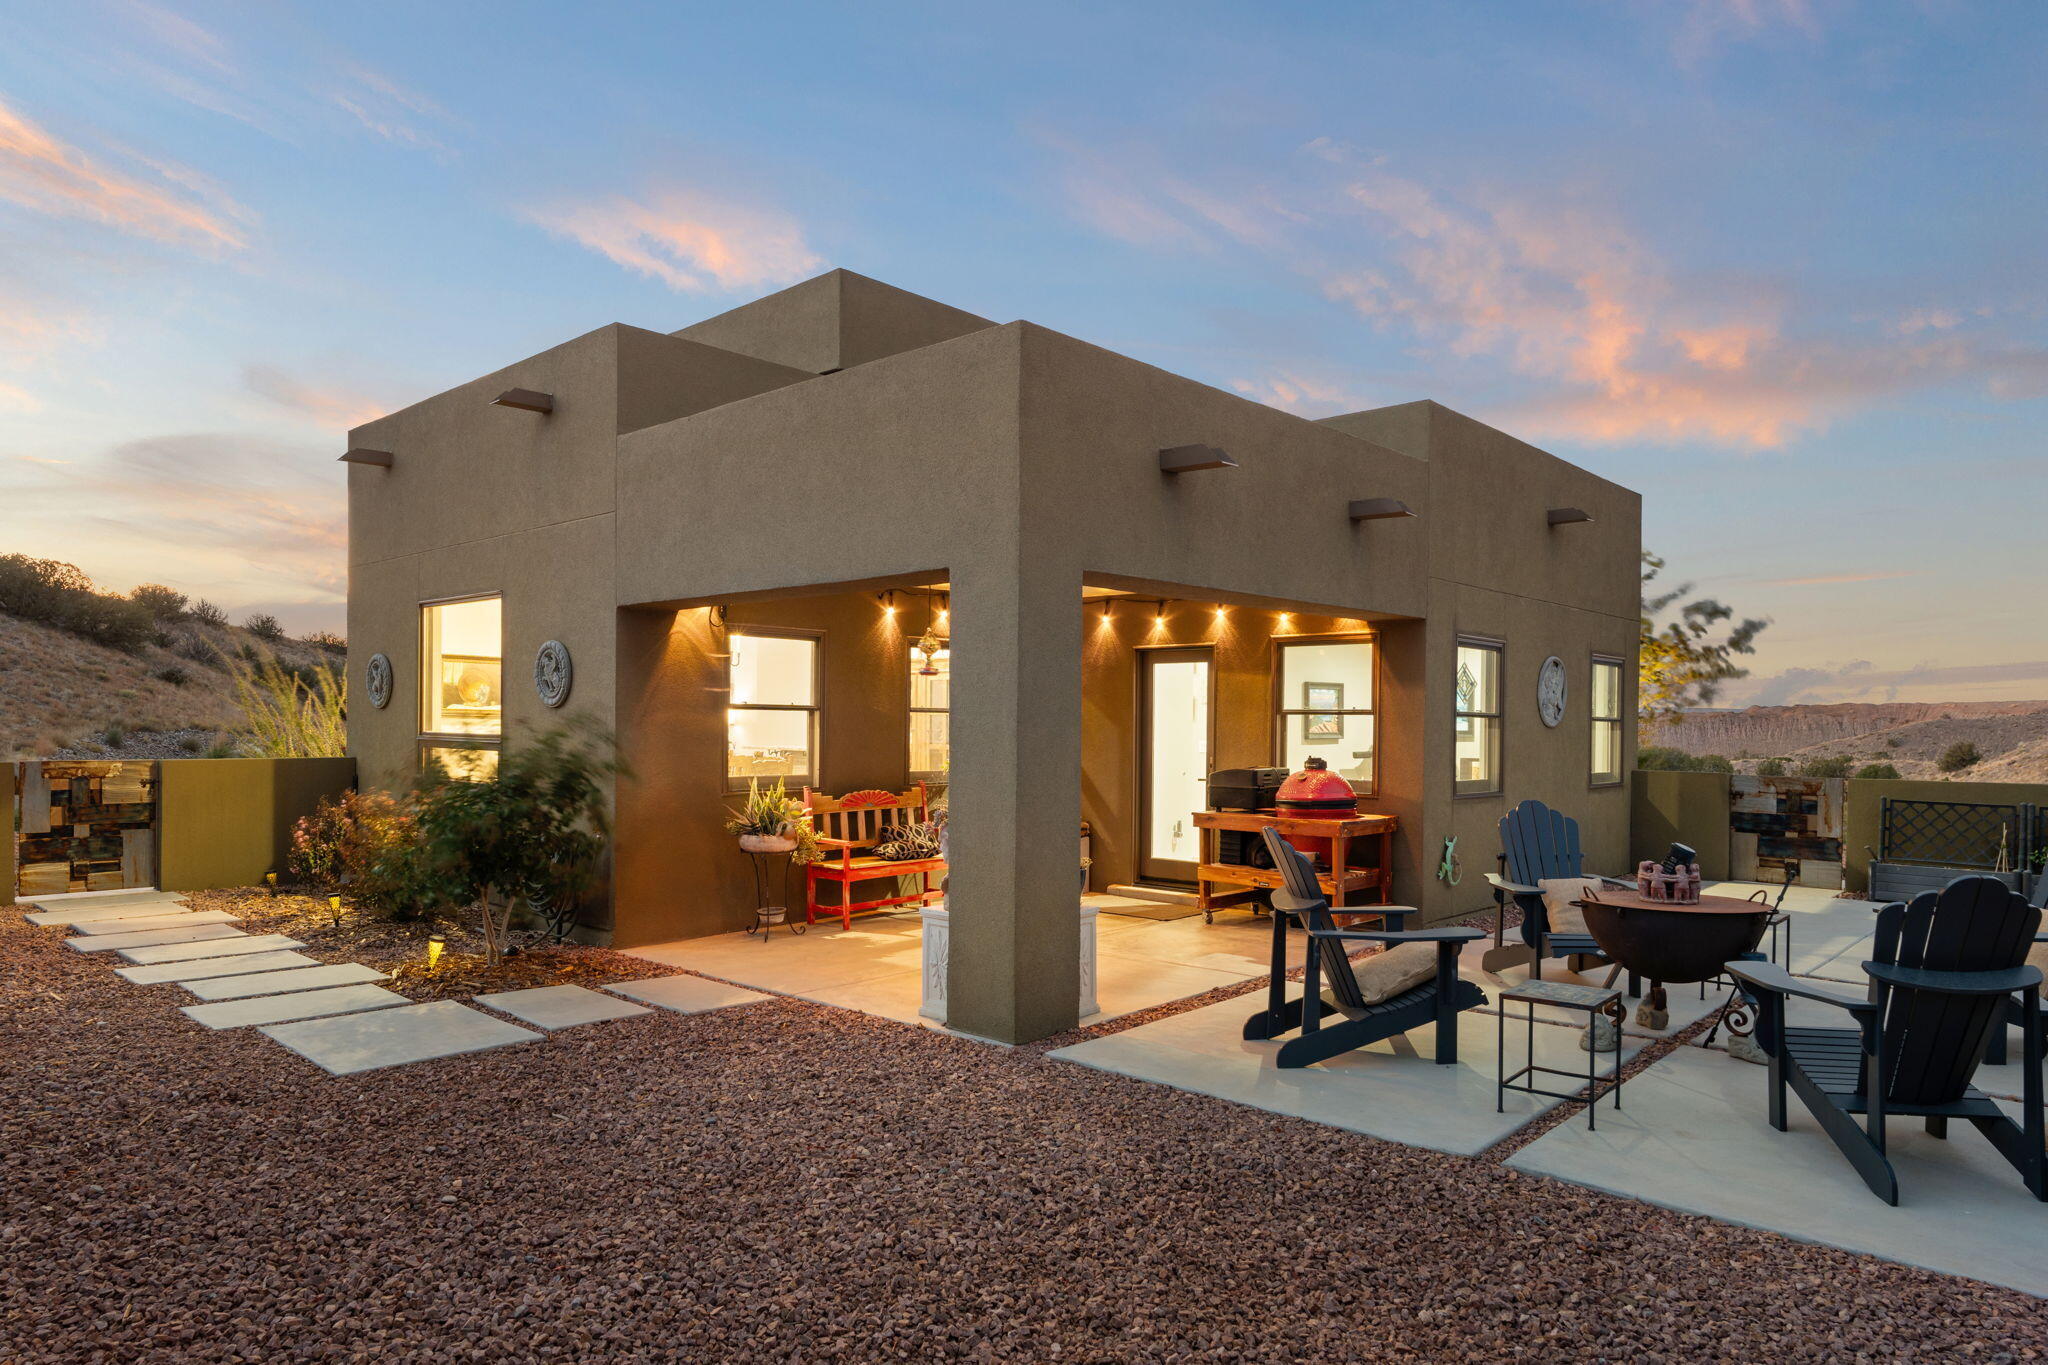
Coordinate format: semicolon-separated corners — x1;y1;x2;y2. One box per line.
1139;648;1212;884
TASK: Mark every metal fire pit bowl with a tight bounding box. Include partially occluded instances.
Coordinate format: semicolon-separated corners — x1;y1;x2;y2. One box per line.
1575;889;1774;986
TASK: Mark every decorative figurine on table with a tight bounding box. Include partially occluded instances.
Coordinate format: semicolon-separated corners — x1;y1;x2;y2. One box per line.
1636;841;1702;904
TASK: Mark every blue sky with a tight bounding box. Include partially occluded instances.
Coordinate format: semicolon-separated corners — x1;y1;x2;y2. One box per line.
1;0;2042;704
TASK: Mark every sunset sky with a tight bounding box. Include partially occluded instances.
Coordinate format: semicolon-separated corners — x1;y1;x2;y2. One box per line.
1;1;2042;705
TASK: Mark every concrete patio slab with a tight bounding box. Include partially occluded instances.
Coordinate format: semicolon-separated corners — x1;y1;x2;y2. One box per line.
182;984;408;1030
474;984;653;1030
117;951;320;984
1506;1043;2048;1297
1704;880;1884;979
260;1000;542;1075
181;963;386;1001
68;923;245;953
1462;939;1727;1040
24;897;191;926
605;975;773;1014
119;933;304;964
1051;993;1644;1157
69;909;239;935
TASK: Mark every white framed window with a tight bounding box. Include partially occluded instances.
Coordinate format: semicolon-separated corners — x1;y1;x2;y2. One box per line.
1274;637;1375;793
727;630;819;791
908;644;949;783
1590;655;1625;786
420;595;502;778
1454;639;1503;797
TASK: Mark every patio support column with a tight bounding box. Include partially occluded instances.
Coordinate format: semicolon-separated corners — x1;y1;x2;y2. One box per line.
942;562;1083;1043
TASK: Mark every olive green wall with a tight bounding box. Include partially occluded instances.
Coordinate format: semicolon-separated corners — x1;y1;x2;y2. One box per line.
1842;777;2048;894
1;764;15;905
155;758;357;892
1631;770;1733;881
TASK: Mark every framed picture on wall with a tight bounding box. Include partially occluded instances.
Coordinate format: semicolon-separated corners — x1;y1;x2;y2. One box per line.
1302;682;1343;743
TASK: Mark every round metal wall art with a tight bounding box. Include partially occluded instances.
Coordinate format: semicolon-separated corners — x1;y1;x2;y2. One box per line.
1537;655;1567;728
534;639;573;708
365;652;393;709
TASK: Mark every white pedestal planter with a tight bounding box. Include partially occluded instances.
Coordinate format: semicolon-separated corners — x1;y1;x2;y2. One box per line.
918;900;1098;1026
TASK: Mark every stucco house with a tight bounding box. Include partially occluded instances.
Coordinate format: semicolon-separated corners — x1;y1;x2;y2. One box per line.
344;269;1640;1044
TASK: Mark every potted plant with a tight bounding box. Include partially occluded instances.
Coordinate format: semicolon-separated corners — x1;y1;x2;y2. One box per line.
724;778;819;860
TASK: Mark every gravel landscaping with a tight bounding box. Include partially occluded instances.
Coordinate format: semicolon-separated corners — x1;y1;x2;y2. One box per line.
4;910;2044;1363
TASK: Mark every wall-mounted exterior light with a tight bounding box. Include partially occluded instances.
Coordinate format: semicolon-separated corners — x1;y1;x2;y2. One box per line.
1348;498;1415;521
338;448;395;467
491;388;555;414
1546;507;1595;526
1159;444;1237;474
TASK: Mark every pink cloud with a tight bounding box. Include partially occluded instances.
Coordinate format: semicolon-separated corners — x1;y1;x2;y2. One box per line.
524;188;821;292
0;97;250;251
242;364;390;430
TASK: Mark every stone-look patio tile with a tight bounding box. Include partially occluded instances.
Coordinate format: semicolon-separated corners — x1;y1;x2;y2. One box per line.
181;963;386;1002
474;984;653;1030
260;1000;542;1076
1506;1044;2048;1297
117;951;320;984
119;933;304;965
24;897;191;926
182;984;408;1030
68;924;245;953
604;975;773;1014
1052;992;1644;1158
69;909;240;935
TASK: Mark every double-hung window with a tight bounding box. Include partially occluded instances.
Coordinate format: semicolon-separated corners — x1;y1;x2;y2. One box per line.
726;630;819;790
908;644;950;783
420;595;502;780
1590;656;1625;786
1454;639;1503;796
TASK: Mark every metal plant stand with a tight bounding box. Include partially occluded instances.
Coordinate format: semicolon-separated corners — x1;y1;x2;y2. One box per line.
744;850;804;941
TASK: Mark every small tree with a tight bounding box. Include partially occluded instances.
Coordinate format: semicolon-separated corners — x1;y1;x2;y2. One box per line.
130;583;188;621
408;723;623;964
1639;552;1769;734
1937;741;1982;773
1855;762;1902;780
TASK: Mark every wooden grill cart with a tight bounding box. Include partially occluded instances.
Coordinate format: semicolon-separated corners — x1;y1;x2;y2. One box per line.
1193;810;1397;924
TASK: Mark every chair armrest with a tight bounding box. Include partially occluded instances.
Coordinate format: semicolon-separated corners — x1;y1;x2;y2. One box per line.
1485;873;1542;897
813;836;861;849
1272;891;1418;922
1308;926;1483;944
1863;961;2044;997
1725;961;1876;1015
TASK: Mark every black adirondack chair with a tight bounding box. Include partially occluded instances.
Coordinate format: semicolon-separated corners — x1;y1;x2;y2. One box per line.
1985;871;2048;1067
1482;799;1636;985
1244;827;1486;1068
1726;875;2044;1206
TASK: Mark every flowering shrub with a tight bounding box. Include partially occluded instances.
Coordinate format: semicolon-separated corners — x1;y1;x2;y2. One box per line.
289;789;422;917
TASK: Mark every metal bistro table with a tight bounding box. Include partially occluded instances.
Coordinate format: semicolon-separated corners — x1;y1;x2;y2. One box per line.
1497;979;1626;1128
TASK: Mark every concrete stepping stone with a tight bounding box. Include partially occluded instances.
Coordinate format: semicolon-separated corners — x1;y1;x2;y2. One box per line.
181;963;386;1002
25;898;191;926
120;933;304;964
182;984;407;1030
603;975;771;1014
475;984;653;1030
118;951;320;984
68;924;245;953
260;999;542;1076
70;909;240;935
23;889;183;912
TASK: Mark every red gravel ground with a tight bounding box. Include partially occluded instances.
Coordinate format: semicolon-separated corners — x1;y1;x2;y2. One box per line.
4;912;2044;1363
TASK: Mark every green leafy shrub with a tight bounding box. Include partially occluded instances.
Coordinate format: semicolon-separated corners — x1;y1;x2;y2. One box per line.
290;789;425;917
1797;755;1855;779
0;554;156;651
1756;757;1789;776
102;722;128;747
406;723;623;963
1937;741;1982;773
244;612;286;641
1638;747;1733;773
189;599;228;627
129;583;188;620
1854;762;1902;780
152;665;189;687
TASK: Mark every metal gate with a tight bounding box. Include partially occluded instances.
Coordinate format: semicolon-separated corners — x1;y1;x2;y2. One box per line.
1878;797;2037;870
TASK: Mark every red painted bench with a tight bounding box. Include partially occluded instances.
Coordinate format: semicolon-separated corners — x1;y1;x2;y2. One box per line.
801;784;945;929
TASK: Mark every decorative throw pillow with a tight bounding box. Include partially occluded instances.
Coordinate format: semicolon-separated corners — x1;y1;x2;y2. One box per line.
1537;877;1602;938
1352;940;1439;1005
871;820;942;861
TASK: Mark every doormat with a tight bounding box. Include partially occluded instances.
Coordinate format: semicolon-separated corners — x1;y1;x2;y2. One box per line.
1094;900;1201;922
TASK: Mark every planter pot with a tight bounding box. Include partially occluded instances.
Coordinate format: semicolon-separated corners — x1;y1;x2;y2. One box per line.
757;906;787;925
738;833;797;854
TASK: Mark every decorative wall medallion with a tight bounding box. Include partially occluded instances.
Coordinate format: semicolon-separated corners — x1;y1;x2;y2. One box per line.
365;652;393;709
1537;655;1567;728
534;639;573;708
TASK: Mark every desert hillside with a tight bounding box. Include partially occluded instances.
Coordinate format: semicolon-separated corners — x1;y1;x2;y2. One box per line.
0;609;340;760
1648;701;2048;783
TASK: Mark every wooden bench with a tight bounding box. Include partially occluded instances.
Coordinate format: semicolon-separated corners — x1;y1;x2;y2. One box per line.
802;784;946;929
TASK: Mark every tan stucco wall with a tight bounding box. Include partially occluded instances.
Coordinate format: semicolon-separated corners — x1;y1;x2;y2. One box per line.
157;758;356;891
1631;770;1733;881
672;269;997;374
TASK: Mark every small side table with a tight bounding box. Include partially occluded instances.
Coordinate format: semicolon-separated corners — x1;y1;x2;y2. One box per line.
1497;980;1625;1128
743;850;805;941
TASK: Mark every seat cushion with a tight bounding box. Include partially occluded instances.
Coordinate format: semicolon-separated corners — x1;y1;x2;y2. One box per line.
1538;877;1601;937
1352;940;1439;1006
2026;938;2048;975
